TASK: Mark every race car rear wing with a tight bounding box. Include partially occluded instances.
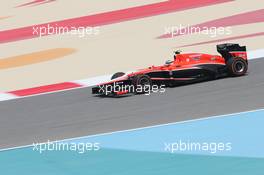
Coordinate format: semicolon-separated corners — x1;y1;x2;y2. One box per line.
217;43;247;61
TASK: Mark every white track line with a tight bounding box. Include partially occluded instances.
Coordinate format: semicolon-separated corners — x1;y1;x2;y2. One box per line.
248;49;264;60
0;93;17;101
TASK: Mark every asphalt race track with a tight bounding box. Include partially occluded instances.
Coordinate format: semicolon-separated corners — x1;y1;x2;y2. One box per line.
0;59;264;149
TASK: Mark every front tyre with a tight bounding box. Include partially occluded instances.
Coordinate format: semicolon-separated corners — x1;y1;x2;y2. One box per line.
111;72;125;80
132;75;152;94
227;57;248;76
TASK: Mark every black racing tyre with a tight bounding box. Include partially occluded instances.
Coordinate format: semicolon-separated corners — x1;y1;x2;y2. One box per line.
132;75;152;94
227;57;248;76
111;72;125;80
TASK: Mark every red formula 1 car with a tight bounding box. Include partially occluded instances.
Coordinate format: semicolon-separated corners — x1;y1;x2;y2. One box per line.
92;43;248;96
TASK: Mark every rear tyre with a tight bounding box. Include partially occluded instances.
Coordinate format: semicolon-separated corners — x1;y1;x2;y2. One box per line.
111;72;125;80
226;57;248;76
132;75;152;94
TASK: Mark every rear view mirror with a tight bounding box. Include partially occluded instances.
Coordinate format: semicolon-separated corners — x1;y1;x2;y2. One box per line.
165;60;173;65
